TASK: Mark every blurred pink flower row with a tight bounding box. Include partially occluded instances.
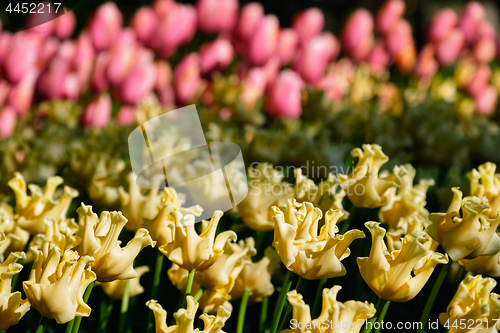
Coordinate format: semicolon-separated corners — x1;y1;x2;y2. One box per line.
0;0;499;138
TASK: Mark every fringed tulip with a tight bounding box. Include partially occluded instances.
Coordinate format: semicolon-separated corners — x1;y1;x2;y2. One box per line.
292;8;324;46
342;10;374;62
427;9;458;44
337;144;405;208
159;211;236;271
75;204;156;282
272;200;365;280
0;107;16;139
427;187;500;261
358;222;448;302
23;244;96;324
459;245;500;277
28;218;80;256
238;163;292;231
265;70;303;119
439;275;500;332
0;205;30;257
82;93;112;128
197;0;238;34
467;162;500;218
147;296;231;333
231;246;280;303
247;15;280;66
101;266;149;300
88;2;122;51
0;252;30;330
174;53;202;104
281;286;376;333
376;0;405;35
131;7;159;45
458;2;486;46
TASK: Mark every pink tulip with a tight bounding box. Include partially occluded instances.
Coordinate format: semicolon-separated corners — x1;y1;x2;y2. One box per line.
153;0;176;19
435;29;464;66
200;38;234;75
116;105;136;125
73;32;95;89
385;19;413;56
53;10;76;39
235;3;264;41
63;73;81;100
247;15;280;66
117;49;157;104
369;41;390;76
458;2;485;45
0;106;16;138
376;0;405;35
25;7;55;36
157;85;175;106
173;53;202;104
293;32;339;85
131;7;159;45
414;45;438;78
197;0;238;34
151;4;197;57
0;32;12;64
92;53;110;92
240;67;267;109
467;65;491;98
475;86;497;115
38;37;60;69
262;56;280;87
37;50;71;99
427;9;458;44
106;29;137;85
342;9;374;61
478;21;495;40
292;8;324;46
155;61;172;90
265;70;303;119
88;2;123;51
3;33;41;84
82;93;112;128
7;68;39;115
277;29;299;66
473;37;496;63
0;81;10;108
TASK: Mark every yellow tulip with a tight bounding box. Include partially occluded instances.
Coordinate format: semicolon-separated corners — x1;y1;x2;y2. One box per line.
0;203;29;258
101;266;150;300
357;222;448;302
426;187;500;261
75;204;156;282
385;215;438;254
198;288;233;315
144;188;203;248
338;144;404;208
23;243;96;324
0;251;30;330
281;286;376;333
238;163;293;231
468;162;500;218
439;275;500;332
146;296;231;333
159;211;237;271
7;172;79;234
379;164;434;229
273;199;365;280
232;247;281;303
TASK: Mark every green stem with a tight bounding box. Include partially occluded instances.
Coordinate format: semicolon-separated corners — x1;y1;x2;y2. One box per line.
118;279;131;333
416;261;452;333
259;297;269;333
65;319;74;333
98;297;114;333
170;269;196;326
311;278;328;318
35;315;49;333
71;281;95;333
269;270;294;333
278;276;306;331
237;290;250;333
362;298;391;333
193;287;205;302
147;252;164;333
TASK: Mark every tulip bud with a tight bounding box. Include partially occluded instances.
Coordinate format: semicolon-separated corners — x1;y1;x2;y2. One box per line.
0;107;16;138
106;29;137;85
37;37;60;70
0;32;12;64
458;1;485;45
37;52;71;99
174;53;202;104
240;67;267;110
73;32;95;90
414;45;438;78
277;29;299;66
153;0;176;19
292;8;324;46
25;6;55;37
467;64;491;98
131;7;159;45
473;37;496;63
342;9;374;61
200;38;234;75
155;60;172;90
293;32;339;85
247;15;280;66
385;19;413;56
235;2;263;41
82;93;112;128
265;70;303;119
435;29;464;66
63;73;81;100
88;2;123;51
117;49;157;104
7;68;39;115
369;41;390;77
475;86;497;115
197;0;238;34
116;105;136;125
2;33;41;84
91;53;110;92
427;9;458;44
53;10;76;39
376;0;405;35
